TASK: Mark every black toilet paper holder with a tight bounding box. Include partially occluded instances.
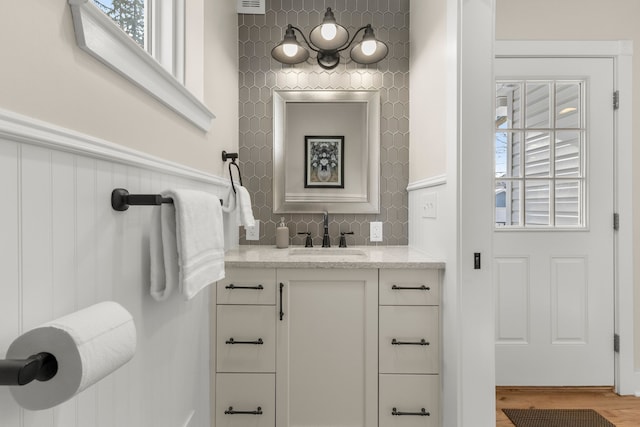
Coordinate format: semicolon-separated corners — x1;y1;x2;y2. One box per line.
0;352;58;386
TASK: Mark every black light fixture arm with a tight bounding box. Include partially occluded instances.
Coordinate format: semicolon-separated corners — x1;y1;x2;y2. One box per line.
336;25;369;54
291;23;370;55
287;24;322;54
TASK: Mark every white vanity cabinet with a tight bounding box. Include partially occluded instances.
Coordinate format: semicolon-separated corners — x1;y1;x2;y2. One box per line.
215;268;277;427
379;269;441;426
276;268;379;427
214;247;444;427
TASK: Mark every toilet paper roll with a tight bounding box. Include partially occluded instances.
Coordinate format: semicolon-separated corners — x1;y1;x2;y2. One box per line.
6;301;136;410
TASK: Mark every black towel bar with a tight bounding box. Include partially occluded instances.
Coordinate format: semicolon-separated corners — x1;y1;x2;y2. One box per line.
111;188;223;211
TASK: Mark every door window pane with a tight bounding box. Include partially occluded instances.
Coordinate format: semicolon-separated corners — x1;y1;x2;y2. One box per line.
555;131;583;178
496;180;521;227
525;180;550;226
496;79;586;228
555;180;582;226
525;82;551;129
496;132;522;178
496;82;522;129
525;131;551;177
556;82;582;129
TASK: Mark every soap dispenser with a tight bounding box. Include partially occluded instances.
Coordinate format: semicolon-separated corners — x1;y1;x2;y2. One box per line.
276;217;289;249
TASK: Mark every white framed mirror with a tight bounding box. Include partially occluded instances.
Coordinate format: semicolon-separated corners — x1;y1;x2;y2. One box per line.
273;90;380;213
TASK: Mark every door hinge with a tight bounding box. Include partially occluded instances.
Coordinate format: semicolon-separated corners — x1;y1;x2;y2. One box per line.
614;333;620;353
613;213;620;231
613;91;620;110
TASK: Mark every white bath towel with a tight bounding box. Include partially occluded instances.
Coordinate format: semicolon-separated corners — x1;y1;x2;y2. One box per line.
150;189;225;301
222;184;256;227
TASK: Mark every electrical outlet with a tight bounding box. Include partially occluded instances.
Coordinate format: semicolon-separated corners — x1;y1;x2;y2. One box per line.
245;220;260;241
370;221;383;242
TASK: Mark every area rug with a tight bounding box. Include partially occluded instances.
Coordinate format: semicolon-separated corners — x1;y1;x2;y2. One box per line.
502;408;616;427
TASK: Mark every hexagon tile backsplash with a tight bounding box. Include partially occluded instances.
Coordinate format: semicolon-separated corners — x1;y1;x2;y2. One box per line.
238;0;409;246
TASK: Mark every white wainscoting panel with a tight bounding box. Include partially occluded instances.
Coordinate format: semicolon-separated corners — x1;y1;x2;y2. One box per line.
0;111;234;427
494;257;530;344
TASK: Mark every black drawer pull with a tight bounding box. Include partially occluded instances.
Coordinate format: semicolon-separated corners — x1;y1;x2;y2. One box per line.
392;407;430;416
391;338;430;346
224;406;262;415
225;338;264;345
225;284;264;290
392;285;430;291
279;283;285;321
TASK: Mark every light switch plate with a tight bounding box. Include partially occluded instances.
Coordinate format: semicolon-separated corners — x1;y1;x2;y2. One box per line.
370;221;383;242
421;192;438;218
245;220;260;241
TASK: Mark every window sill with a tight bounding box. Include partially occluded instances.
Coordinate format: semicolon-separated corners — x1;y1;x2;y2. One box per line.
68;0;214;131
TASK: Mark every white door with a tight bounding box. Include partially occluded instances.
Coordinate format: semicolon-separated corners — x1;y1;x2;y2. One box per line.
494;57;615;386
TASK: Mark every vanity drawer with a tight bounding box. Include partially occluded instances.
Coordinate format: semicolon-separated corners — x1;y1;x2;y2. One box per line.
379;269;440;306
379;306;439;374
215;373;275;427
217;305;276;373
217;268;276;305
379;374;440;427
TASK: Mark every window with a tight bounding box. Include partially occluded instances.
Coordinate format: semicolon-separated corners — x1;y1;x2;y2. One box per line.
94;0;146;48
495;80;586;228
69;0;212;130
92;0;185;82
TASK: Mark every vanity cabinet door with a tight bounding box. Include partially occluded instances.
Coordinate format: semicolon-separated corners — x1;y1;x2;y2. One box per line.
217;305;276;373
215;373;275;427
275;268;378;427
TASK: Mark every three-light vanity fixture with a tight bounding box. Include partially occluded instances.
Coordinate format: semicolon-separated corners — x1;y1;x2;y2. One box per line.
271;7;389;70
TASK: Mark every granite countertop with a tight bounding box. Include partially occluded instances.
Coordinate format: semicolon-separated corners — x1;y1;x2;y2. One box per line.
224;245;445;269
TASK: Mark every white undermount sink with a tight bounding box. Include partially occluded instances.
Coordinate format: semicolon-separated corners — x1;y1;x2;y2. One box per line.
288;247;367;257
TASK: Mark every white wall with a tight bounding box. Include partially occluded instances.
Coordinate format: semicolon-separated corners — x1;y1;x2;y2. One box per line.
0;111;235;427
410;1;460;424
410;0;496;426
0;0;238;175
0;1;238;425
409;0;449;183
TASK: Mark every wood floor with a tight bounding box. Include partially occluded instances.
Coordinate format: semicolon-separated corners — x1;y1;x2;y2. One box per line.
496;387;640;427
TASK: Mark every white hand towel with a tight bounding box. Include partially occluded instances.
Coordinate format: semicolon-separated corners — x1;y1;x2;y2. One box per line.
221;185;236;213
236;185;256;227
221;184;256;228
150;189;225;301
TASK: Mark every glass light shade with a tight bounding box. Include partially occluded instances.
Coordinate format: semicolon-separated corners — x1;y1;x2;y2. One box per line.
309;8;348;50
361;39;377;56
350;26;388;65
282;44;299;57
271;26;310;64
320;23;337;41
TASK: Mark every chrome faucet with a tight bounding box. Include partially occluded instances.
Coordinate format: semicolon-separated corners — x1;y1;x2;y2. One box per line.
322;211;330;248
